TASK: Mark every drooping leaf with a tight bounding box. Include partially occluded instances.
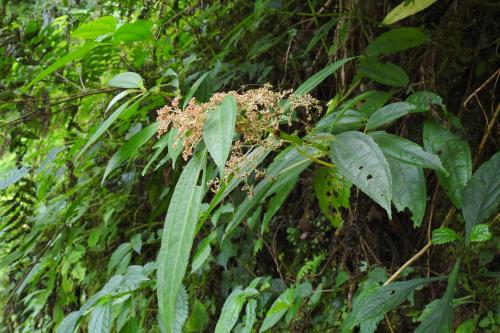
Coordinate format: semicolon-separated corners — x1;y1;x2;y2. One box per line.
365;102;416;130
383;0;438;25
157;150;206;333
387;158;426;227
366;27;429;57
214;287;246;333
423;119;472;208
113;20;153;42
191;235;212;273
26;41;98;89
102;123;158;183
432;227;460;245
108;72;145;90
343;276;443;330
330;131;392;217
370;131;446;173
88;304;112;333
415;260;460;333
358;57;410;87
259;288;294;332
72;16;117;39
461;152;500;240
173;285;189;333
203;95;237;176
469;224;492;243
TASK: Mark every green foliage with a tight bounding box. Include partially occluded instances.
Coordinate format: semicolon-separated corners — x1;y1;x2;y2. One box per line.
1;1;498;332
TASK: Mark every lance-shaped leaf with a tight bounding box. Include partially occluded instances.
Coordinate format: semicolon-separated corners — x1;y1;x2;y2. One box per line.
259;288;295;332
415;260;460;333
366;102;416;130
366;27;429;57
88;304;112;333
370;131;446;173
203;95;237;177
108;72;145;90
423;119;472;208
102;123;158;183
330;131;392;217
462;152;500;240
157;150;206;333
72;16;117;40
388;158;426;227
358;58;410;87
383;0;438;25
214;287;246;333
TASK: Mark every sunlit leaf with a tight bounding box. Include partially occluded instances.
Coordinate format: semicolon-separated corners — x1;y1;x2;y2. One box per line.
108;72;145;90
383;0;438;25
113;20;153;42
72;16;117;39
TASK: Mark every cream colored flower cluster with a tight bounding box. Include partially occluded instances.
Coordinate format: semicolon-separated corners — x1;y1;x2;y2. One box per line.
156;84;322;181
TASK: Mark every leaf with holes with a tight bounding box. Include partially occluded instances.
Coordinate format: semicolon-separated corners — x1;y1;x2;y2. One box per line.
330;131;392;217
313;167;350;227
387;158;426;227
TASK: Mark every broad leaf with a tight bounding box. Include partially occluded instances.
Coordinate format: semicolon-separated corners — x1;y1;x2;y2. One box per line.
241;299;257;333
415;260;460;333
185;300;209;332
388;158;426;227
259;288;294;332
432;227;460;245
215;287;246;333
56;311;81;333
461;152;500;240
203;95;237;176
366;27;429;57
26;41;98;89
366;102;416;130
313;167;350;227
358;58;410;87
423;119;472;208
330;131;392;217
469;224;492;243
157;150;206;333
72;16;117;39
383;0;438;25
102;123;158;183
113;20;153;42
89;304;112;333
370;131;446;173
108;72;145;90
406;91;445;113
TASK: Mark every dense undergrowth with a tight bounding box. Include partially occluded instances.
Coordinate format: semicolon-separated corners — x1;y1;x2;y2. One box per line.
0;0;499;332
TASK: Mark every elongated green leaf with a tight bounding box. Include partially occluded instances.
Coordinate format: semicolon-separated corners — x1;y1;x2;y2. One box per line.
432;227;460;245
102;123;158;183
259;288;294;332
261;174;299;233
215;287;246;333
406;91;445;113
26;41;98;89
183;72;210;109
366;27;429;57
358;58;409;87
89;304;112;333
191;235;212;273
292;57;355;97
203;95;237;176
344;276;443;330
370;131;446;173
316;109;367;134
415;260;460;333
461;152;500;240
366;102;416;130
157;150;206;333
330;131;392;217
108;72;145;90
423;119;472;208
107;243;131;275
241;299;257;333
72;16;117;39
388;158;426;227
383;0;438;25
142;133;170;175
56;311;81;333
186;300;209;332
105;89;139;114
113;20;153;42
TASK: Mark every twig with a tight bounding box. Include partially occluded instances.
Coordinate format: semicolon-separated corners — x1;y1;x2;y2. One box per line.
383;241;432;286
463;68;500;107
